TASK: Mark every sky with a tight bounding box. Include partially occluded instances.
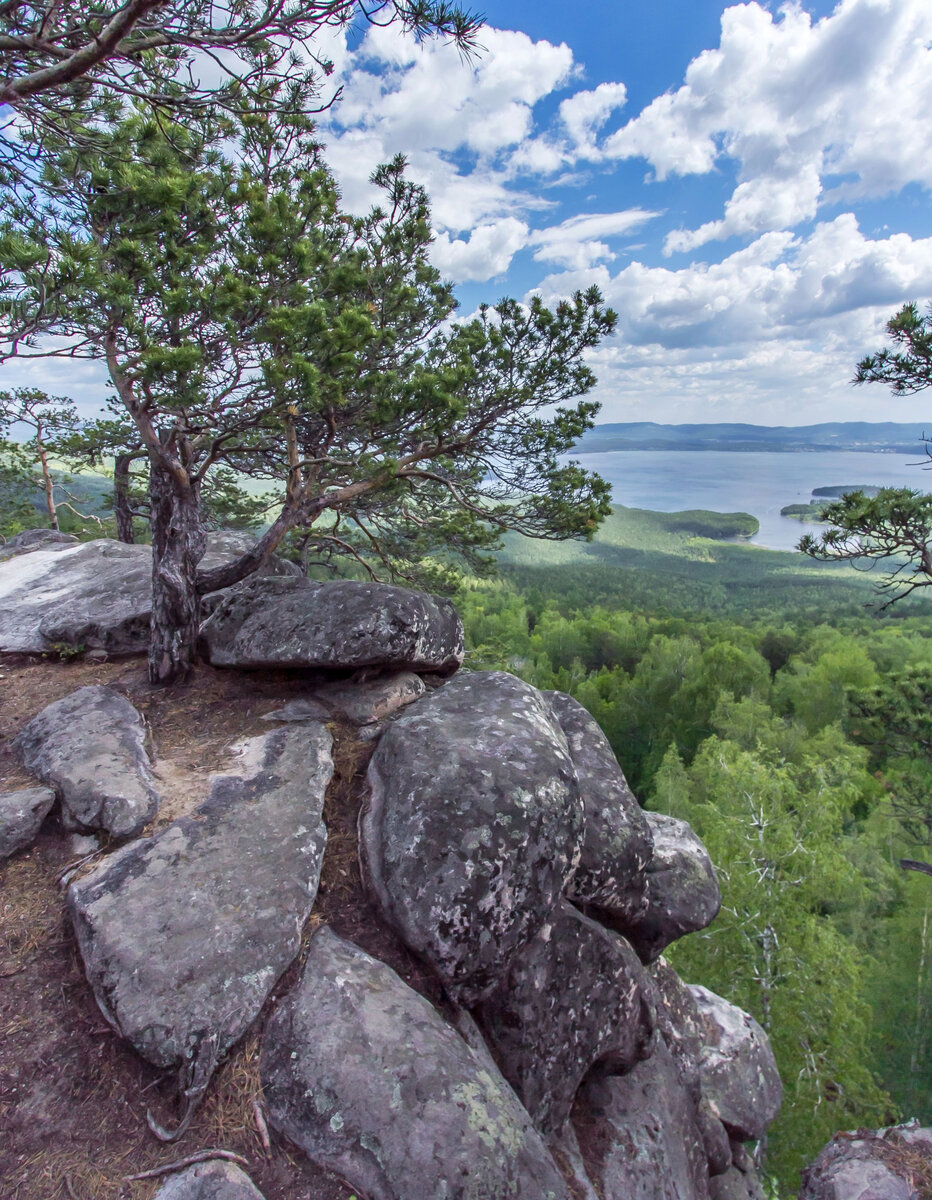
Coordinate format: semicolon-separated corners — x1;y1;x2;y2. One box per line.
7;0;932;426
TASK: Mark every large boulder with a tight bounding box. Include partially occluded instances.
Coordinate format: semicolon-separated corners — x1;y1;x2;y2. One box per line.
573;1038;712;1200
0;532;296;654
544;691;653;924
687;986;782;1142
15;685;159;838
199;575;464;674
0;528;79;561
0;786;56;858
798;1125;932;1200
478;900;656;1134
154;1160;267;1200
260;927;570;1200
626;812;721;963
68;725;331;1096
360;671;584;1003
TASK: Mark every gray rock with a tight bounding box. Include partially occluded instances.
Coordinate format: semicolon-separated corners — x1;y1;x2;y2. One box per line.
360;671;584;1003
260;927;569;1200
544;691;653;923
627;812;721;963
710;1166;766;1200
0;786;56;858
200;575;464;674
798;1125;932;1200
478;900;656;1134
697;1099;733;1177
15;685;159;838
688;986;782;1142
650;957;705;1093
574;1037;711;1200
263;671;426;726
68;725;331;1094
154;1160;266;1200
0;528;79;561
0;532;296;654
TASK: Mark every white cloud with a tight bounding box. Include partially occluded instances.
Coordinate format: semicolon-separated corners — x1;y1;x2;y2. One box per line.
533;216;932;422
606;0;932;250
431;218;530;282
559;81;628;154
529;209;662;269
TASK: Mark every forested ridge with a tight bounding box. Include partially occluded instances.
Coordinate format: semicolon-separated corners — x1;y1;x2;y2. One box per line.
456;543;932;1193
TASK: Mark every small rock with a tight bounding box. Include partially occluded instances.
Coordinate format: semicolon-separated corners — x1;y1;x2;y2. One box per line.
68;725;331;1092
710;1166;766;1200
154;1160;266;1199
263;671;426;726
360;671;584;1003
478;900;656;1134
15;685;159;838
260;927;570;1200
200;576;464;674
626;812;721;963
0;787;56;858
688;986;782;1141
545;690;653;923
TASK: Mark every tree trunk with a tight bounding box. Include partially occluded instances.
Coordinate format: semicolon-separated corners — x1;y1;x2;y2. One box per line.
195;500;301;594
114;453;135;543
38;441;58;530
148;457;206;686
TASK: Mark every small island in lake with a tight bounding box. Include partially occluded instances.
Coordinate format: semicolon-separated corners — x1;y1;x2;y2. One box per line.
781;484;883;521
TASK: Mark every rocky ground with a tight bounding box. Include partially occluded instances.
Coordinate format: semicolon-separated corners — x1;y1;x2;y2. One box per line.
0;653;445;1200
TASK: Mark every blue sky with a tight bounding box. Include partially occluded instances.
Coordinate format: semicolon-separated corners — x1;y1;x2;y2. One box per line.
8;0;932;426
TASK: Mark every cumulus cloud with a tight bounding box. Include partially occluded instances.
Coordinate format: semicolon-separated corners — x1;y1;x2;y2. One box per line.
431;218;530;282
605;0;932;251
534;215;932;422
529;209;662;269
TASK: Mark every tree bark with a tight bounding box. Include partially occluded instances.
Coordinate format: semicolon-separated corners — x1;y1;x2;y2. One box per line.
148;457;206;686
114;453;135;543
38;441;58;530
901;859;932;878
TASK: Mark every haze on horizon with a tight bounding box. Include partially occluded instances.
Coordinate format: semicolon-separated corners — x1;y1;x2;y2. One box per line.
5;0;932;429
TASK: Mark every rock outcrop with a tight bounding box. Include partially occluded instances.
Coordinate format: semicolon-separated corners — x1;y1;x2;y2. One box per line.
200;575;464;673
260;927;570;1200
477;900;655;1134
545;690;653;924
798;1124;932;1200
15;685;160;838
626;811;722;963
68;725;331;1119
360;670;584;1003
262;670;426;726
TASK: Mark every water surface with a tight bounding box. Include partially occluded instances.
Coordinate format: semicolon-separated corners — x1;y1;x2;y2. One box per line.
572;450;932;551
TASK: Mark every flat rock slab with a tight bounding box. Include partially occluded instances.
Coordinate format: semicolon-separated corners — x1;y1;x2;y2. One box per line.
360;671;584;1004
262;671;426;726
260;927;570;1200
68;725;331;1083
545;691;653;924
200;576;464;674
15;685;159;838
478;900;656;1134
154;1161;266;1200
574;1038;711;1200
0;786;56;858
0;533;295;654
688;986;782;1141
626;812;721;963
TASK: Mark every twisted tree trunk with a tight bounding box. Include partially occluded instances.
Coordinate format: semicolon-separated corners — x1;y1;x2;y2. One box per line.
148;458;206;686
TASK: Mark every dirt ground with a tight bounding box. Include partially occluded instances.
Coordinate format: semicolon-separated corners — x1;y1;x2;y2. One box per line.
0;652;447;1200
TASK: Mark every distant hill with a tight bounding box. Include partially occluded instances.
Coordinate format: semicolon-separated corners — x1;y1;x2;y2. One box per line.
575;422;931;455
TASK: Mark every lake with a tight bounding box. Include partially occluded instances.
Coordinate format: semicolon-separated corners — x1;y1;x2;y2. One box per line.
571;449;932;551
